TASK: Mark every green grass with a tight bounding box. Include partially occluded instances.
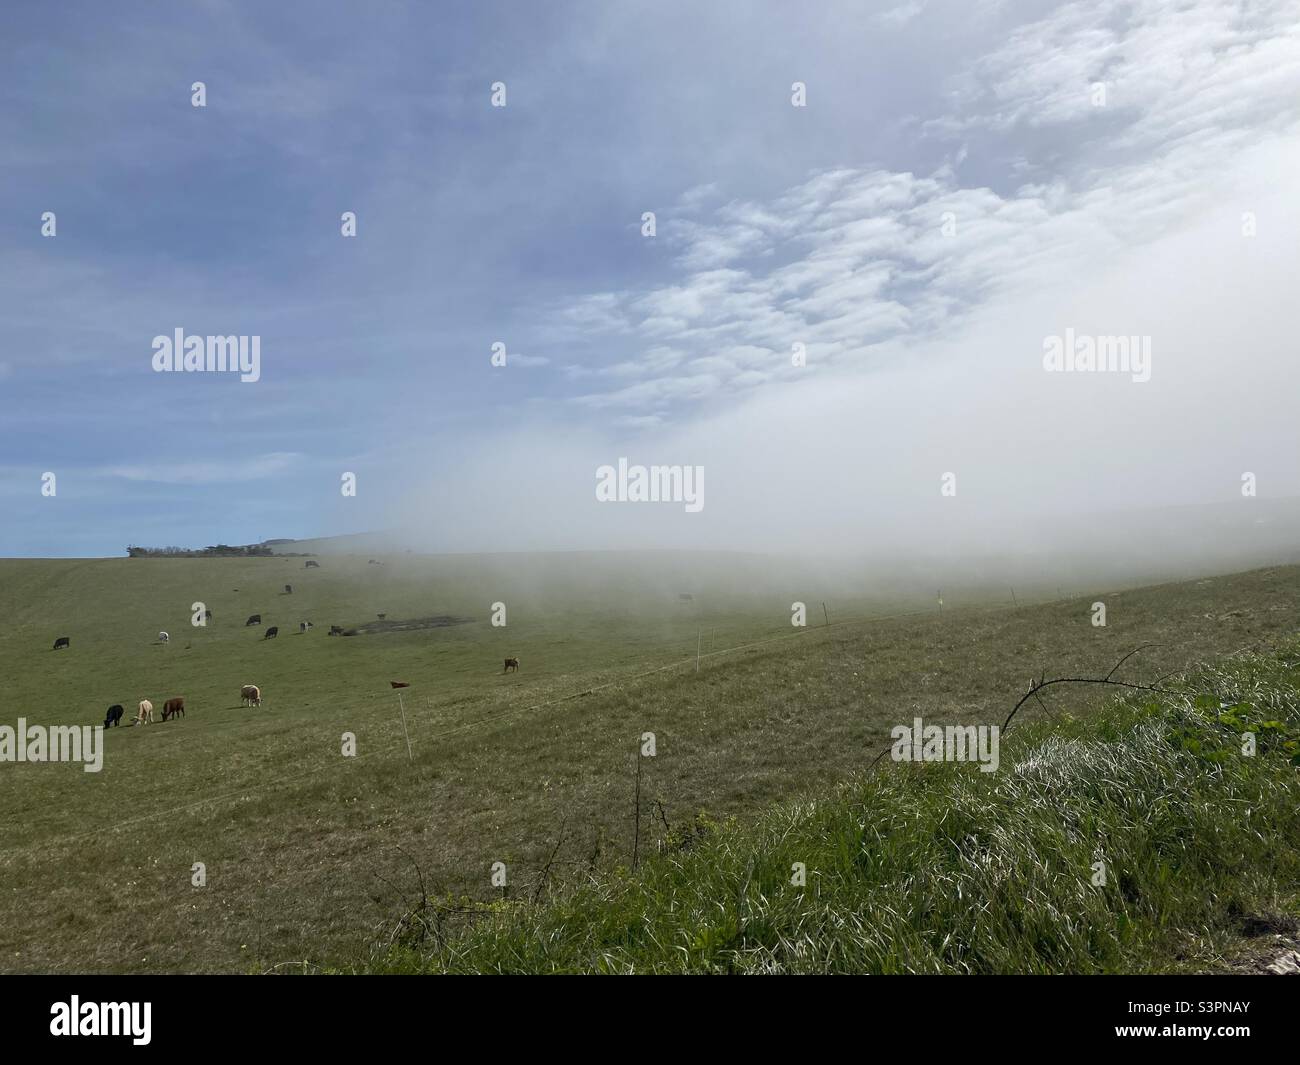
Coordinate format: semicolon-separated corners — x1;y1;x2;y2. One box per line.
1;552;1298;973
361;644;1300;974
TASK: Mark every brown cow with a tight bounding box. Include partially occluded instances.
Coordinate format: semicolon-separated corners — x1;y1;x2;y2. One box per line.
503;657;520;673
390;681;410;689
162;697;185;721
240;685;262;707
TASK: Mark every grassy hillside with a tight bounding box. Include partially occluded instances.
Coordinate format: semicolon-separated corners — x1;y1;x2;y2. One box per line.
1;553;1298;972
361;643;1300;974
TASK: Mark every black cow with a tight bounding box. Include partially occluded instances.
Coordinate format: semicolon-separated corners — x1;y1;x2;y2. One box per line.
264;626;279;639
52;636;70;650
328;625;344;636
104;704;124;727
304;560;320;569
245;614;261;626
204;609;213;620
284;584;293;594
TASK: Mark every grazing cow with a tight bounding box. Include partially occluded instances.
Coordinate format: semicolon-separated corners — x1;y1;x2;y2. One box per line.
299;621;314;633
104;704;124;728
52;636;70;651
377;613;386;620
305;560;320;568
284;584;293;594
161;697;185;721
136;699;154;725
245;614;261;626
390;681;410;689
503;657;520;673
158;631;169;643
204;609;213;620
328;625;344;636
240;684;262;707
264;626;279;640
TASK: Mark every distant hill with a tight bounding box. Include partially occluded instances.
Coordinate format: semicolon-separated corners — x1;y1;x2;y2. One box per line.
125;543;275;558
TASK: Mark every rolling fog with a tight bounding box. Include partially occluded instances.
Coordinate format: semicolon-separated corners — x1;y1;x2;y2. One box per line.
349;128;1300;596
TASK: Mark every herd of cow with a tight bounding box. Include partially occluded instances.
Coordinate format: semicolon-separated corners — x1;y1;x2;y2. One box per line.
54;592;343;733
243;616;318;639
101;685;262;728
54;561;527;734
51;614;321;650
53;598;292;730
103;696;187;727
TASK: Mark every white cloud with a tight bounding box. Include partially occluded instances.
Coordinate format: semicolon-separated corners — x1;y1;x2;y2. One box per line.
546;0;1300;418
877;2;928;28
104;452;302;485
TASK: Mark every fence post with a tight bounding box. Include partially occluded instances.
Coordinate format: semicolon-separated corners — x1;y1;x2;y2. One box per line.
397;693;413;763
632;746;643;871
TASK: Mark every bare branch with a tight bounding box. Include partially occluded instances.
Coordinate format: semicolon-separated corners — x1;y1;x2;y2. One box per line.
1105;642;1157;681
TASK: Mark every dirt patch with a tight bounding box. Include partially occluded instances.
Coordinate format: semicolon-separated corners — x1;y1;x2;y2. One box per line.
339;615;474;636
1214;912;1300;974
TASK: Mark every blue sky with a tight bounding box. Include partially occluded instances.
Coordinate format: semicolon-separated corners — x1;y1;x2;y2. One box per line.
3;1;1299;557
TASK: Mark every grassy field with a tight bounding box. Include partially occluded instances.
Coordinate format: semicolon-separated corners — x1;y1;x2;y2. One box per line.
364;642;1300;974
1;551;1298;973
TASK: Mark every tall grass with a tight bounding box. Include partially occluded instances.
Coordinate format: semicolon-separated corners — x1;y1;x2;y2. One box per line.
363;644;1300;974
